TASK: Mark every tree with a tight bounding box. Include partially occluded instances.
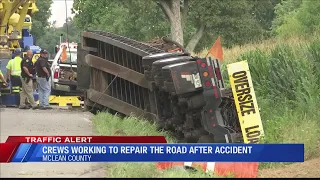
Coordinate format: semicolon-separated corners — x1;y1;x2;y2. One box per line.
157;0;186;46
72;0;271;52
250;0;280;31
31;0;53;43
36;18;80;56
157;0;273;51
296;0;320;33
73;0;169;41
272;0;320;37
272;0;302;31
186;0;267;51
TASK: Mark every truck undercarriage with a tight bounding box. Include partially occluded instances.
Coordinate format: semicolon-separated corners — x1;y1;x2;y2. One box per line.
78;31;244;143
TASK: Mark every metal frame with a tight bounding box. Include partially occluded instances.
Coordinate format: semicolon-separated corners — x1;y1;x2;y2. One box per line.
79;31;165;120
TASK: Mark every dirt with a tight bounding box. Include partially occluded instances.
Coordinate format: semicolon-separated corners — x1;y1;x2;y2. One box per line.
141;36;182;52
258;157;320;178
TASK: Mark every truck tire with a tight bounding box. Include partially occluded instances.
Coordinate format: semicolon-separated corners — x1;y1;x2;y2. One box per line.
83;91;95;112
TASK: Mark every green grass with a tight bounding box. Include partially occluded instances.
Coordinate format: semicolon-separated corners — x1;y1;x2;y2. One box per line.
232;38;320;169
93;113;230;178
92;37;320;177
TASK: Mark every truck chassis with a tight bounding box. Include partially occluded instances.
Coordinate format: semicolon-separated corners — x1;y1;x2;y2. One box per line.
78;31;243;143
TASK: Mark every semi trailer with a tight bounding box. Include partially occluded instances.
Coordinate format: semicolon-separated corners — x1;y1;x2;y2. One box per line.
77;31;264;144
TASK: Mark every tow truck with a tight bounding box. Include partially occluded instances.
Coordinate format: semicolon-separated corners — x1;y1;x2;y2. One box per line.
0;0;40;106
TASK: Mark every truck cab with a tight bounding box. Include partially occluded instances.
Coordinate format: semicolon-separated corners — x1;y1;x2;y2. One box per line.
50;42;80;95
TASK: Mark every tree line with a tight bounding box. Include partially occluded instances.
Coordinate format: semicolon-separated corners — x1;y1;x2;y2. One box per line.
33;0;320;55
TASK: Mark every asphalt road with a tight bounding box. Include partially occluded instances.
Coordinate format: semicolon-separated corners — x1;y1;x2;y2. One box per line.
0;107;106;178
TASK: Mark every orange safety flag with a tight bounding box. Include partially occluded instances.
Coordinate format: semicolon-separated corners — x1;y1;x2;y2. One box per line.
60;46;67;62
207;36;223;61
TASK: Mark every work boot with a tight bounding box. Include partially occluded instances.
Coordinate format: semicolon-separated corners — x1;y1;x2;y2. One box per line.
39;106;46;110
19;105;30;109
45;106;53;110
32;105;40;110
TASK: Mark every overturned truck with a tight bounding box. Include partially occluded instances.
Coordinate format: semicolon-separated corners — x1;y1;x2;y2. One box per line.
77;31;263;144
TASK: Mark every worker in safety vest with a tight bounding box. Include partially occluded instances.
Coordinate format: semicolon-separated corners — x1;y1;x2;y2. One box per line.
0;61;8;108
6;49;23;93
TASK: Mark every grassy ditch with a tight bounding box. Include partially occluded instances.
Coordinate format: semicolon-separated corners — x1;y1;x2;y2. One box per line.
220;37;320;168
93;113;227;178
93;37;320;177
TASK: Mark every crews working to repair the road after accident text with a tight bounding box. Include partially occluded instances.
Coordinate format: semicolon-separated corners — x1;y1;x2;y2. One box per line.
0;48;52;110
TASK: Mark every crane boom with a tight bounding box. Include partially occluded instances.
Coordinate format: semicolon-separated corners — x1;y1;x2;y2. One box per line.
0;0;38;58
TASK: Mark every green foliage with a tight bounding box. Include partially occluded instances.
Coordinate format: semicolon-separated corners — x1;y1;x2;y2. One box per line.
250;0;279;31
275;13;304;37
272;0;320;37
31;0;53;42
238;41;319;107
295;0;320;33
72;0;276;51
308;40;320;85
234;39;320;166
30;0;79;57
73;0;169;42
272;0;302;29
93;112;233;178
36;19;80;57
188;0;267;51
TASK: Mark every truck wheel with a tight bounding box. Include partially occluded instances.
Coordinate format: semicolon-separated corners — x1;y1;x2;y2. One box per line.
83;91;95;113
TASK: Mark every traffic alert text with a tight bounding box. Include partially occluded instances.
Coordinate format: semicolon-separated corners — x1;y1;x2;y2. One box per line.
41;145;252;155
40;145;253;161
25;136;92;143
151;145;253;154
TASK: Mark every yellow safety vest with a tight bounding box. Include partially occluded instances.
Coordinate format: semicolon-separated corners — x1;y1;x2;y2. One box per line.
6;56;22;76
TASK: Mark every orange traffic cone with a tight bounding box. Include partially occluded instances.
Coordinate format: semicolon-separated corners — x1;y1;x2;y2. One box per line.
155;162;259;178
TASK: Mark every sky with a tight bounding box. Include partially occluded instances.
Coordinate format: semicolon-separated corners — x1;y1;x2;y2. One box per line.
49;0;75;27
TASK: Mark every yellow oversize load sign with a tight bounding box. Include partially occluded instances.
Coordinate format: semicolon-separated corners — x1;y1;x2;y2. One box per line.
227;60;264;144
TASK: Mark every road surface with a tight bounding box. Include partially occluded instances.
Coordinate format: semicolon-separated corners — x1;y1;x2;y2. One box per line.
0;107;106;178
